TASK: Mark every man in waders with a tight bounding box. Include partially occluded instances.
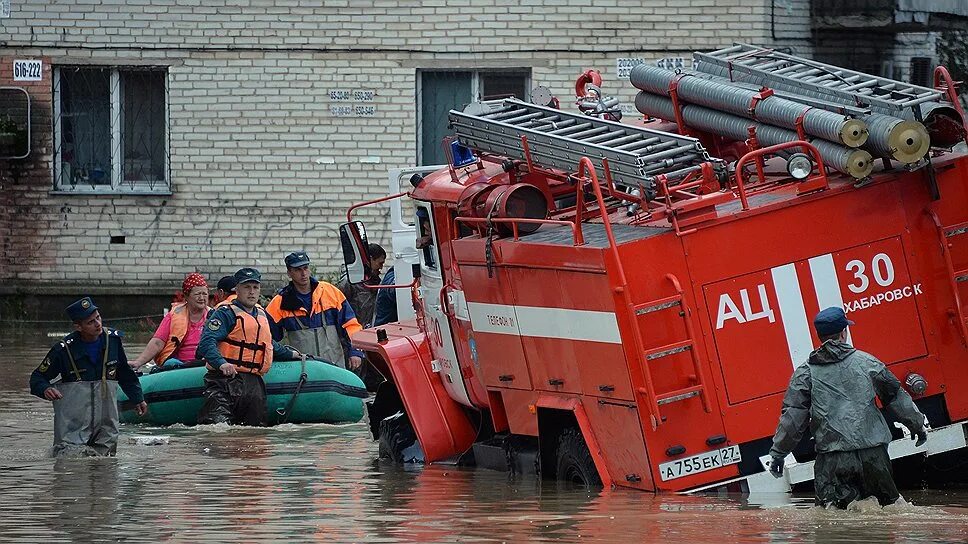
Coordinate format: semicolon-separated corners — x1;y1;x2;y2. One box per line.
195;268;299;426
29;298;147;457
768;307;928;508
265;251;364;371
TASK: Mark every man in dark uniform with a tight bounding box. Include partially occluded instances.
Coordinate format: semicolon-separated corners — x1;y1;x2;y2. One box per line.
214;275;237;307
195;267;299;426
769;307;927;508
29;297;147;457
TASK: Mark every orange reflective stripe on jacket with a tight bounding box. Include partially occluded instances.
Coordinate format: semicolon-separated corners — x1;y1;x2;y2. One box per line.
265;282;363;337
155;303;213;364
218;304;273;375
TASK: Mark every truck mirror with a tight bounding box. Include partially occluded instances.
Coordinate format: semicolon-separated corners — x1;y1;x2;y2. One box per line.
412;262;421;280
339;221;370;284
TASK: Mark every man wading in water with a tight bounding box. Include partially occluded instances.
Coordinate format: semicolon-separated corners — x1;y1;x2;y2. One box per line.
195;268;299;426
29;298;147;456
769;307;928;508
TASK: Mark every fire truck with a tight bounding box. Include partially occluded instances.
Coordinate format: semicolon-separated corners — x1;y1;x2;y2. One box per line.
339;44;968;493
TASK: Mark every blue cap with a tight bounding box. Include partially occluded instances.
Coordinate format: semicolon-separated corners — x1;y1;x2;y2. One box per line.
814;307;854;336
234;267;262;284
285;251;311;268
66;297;98;322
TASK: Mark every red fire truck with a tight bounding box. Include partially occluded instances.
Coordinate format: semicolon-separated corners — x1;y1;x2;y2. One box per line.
340;45;968;493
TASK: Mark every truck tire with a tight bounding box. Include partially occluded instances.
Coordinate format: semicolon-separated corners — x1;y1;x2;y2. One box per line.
555;427;602;487
378;411;425;463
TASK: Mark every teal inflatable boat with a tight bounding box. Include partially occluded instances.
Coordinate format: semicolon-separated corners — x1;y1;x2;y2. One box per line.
118;359;368;426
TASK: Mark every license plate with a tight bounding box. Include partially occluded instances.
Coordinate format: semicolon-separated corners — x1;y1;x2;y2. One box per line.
658;445;742;481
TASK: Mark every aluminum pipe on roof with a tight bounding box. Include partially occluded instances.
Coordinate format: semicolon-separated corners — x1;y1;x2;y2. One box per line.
634;91;874;179
695;51;965;149
629;64;868;148
693;62;933;163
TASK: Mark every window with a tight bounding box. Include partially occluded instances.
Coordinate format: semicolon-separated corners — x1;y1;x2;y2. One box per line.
416;206;437;270
53;66;169;193
910;57;933;87
417;69;530;166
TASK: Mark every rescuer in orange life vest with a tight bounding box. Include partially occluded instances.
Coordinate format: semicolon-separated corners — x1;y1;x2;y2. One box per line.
769;306;928;509
195;267;300;426
213;275;237;307
265;251;364;371
129;272;214;371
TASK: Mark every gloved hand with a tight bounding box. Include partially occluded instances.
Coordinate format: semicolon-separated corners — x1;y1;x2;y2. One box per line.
769;456;784;478
913;429;928;447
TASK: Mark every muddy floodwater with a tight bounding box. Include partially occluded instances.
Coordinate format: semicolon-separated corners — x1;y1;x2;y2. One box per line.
2;330;968;543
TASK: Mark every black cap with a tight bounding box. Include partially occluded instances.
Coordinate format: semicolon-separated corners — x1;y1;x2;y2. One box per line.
285;251;311;268
217;275;237;292
234;267;262;284
66;297;98;322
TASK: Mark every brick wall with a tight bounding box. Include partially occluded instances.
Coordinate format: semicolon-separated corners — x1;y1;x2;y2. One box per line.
0;1;800;294
892;32;939;83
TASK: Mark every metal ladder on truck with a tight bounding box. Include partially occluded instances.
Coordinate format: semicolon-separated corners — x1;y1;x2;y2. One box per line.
632;273;712;428
448;98;718;192
694;43;947;117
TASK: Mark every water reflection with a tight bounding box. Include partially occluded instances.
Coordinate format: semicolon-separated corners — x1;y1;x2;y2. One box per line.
2;330;968;543
49;458;122;542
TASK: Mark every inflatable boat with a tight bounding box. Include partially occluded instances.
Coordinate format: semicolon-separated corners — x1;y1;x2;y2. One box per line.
118;359;368;426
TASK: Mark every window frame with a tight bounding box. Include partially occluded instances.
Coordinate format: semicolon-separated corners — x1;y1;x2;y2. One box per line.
416;68;531;166
51;65;172;195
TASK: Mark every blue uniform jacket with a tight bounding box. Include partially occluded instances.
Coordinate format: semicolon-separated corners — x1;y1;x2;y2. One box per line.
195;301;296;368
29;329;144;403
373;267;398;327
265;279;365;359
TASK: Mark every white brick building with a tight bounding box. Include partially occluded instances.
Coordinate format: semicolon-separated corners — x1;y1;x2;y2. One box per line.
4;1;960;302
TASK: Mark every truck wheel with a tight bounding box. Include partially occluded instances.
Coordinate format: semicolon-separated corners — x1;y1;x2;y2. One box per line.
556;427;602;488
378;411;425;464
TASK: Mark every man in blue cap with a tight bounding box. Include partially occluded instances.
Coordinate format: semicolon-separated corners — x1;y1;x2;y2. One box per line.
195;267;299;425
768;306;927;508
29;297;147;456
265;251;364;371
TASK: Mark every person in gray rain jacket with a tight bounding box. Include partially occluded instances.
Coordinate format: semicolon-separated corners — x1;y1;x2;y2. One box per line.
768;307;927;509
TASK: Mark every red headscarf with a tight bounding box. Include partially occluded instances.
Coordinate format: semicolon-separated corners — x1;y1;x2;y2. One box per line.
182;272;208;294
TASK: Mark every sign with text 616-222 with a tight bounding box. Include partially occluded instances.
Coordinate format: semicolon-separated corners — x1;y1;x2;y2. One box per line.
13;59;42;81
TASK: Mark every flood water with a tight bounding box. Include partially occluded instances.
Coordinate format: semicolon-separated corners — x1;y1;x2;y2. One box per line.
3;329;968;543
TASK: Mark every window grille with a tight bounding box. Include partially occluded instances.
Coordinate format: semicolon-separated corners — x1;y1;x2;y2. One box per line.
53;66;170;194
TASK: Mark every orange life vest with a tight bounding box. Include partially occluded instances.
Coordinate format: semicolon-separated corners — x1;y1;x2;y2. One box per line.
155;303;212;364
215;294;237;308
217;304;273;375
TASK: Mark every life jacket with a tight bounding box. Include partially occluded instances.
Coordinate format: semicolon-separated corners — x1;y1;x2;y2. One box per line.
265;280;360;367
215;294;237;308
217;304;273;375
154;303;212;364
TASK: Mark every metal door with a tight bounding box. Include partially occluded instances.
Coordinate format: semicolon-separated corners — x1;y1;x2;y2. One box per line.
419;71;472;166
416;202;474;408
386;166;443;322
